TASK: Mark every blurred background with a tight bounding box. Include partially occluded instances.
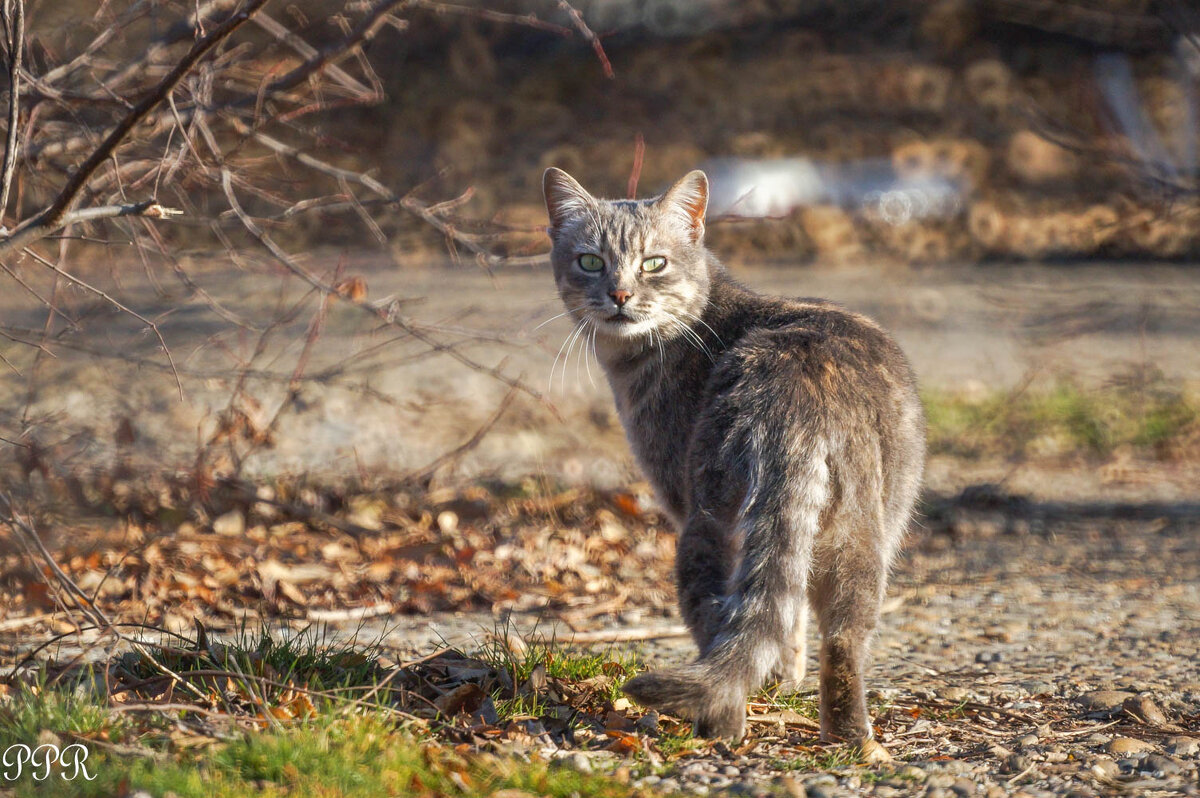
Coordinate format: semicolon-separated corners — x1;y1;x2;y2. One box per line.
2;0;1199;519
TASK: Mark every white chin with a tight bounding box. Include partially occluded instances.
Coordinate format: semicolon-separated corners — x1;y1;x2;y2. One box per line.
600;317;658;338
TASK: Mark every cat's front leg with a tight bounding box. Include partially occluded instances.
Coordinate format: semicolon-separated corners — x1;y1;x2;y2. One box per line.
768;606;808;692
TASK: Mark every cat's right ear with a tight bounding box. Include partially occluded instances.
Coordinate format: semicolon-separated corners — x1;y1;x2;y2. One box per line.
543;168;593;234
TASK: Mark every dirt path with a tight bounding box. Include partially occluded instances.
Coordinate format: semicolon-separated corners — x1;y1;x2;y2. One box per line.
4;256;1200;496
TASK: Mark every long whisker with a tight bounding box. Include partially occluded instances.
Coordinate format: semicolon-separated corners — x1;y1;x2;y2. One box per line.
664;313;714;362
549;318;587;394
559;318;589;395
583;324;597;388
680;310;726;349
533;304;588;332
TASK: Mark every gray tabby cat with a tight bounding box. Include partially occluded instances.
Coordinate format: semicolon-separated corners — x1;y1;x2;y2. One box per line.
542;168;925;760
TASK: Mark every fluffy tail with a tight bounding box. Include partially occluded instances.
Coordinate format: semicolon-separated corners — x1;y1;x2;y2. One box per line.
623;437;829;739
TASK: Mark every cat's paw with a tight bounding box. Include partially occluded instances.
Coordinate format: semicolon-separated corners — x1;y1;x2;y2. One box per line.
693;710;746;742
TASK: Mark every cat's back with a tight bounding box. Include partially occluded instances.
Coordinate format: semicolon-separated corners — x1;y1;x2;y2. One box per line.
707;286;920;412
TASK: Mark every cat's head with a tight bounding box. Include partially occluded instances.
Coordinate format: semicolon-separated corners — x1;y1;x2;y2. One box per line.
542;168;712;341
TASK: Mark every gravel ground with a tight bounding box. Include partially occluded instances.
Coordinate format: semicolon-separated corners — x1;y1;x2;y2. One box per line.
366;507;1200;797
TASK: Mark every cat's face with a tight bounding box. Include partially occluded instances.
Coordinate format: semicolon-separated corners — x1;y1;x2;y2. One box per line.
543;168;712;342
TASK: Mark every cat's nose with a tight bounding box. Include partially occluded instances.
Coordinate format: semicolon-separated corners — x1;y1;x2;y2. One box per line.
610;289;633;307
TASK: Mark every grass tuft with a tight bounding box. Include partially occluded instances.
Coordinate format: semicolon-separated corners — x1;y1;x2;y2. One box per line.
922;377;1200;461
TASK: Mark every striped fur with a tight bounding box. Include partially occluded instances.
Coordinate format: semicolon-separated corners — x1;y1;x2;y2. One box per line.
543;169;925;750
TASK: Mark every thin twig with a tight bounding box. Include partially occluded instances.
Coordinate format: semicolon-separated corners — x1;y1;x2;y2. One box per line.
0;0;23;223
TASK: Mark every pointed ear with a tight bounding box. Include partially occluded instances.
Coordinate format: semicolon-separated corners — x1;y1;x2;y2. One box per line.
543;167;594;233
658;170;708;242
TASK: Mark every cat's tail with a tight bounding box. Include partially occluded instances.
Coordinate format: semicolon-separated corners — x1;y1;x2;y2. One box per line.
623;436;829;739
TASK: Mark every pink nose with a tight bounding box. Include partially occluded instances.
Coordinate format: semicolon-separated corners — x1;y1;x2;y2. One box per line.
610;289;632;306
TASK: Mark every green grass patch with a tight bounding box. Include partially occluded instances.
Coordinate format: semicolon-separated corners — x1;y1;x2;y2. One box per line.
922;377;1200;461
477;625;641;722
0;694;646;798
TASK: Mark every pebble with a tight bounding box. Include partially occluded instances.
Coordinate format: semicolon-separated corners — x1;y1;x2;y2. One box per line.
1166;736;1200;757
950;777;977;795
1105;737;1155;756
780;776;806;798
1122;695;1170;726
938;686;970;702
634;710;660;735
212;509;245;536
898;766;928;783
926;774;956;789
1140;754;1183;775
722;766;741;777
1003;754;1033;774
1075;690;1135;716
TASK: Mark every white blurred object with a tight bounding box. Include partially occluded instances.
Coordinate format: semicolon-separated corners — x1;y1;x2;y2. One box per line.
704;156;963;223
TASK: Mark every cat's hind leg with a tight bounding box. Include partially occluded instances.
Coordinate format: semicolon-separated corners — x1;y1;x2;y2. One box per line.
810;540;890;762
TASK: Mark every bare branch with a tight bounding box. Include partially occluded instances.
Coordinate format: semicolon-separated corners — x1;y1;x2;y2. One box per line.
0;0;23;222
31;0;268;233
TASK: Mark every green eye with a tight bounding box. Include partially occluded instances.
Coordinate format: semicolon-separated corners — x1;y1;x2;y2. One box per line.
577;253;605;272
642;256;667;272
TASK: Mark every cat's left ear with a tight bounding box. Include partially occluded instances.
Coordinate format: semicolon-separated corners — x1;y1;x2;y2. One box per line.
658;170;708;243
543;167;594;235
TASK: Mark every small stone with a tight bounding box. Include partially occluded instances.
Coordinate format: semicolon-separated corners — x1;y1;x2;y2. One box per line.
1002;754;1032;774
568;752;592;773
1075;691;1135;716
722;766;740;777
1140;754;1183;775
1018;680;1054;696
781;777;807;798
950;778;976;796
436;510;459;534
1106;737;1155;756
927;774;956;789
874;787;900;798
926;789;952;798
1165;736;1200;756
938;686;970;702
635;710;660;735
1090;759;1119;779
212;509;245;536
1123;695;1170;726
899;766;928;783
1015;733;1039;748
